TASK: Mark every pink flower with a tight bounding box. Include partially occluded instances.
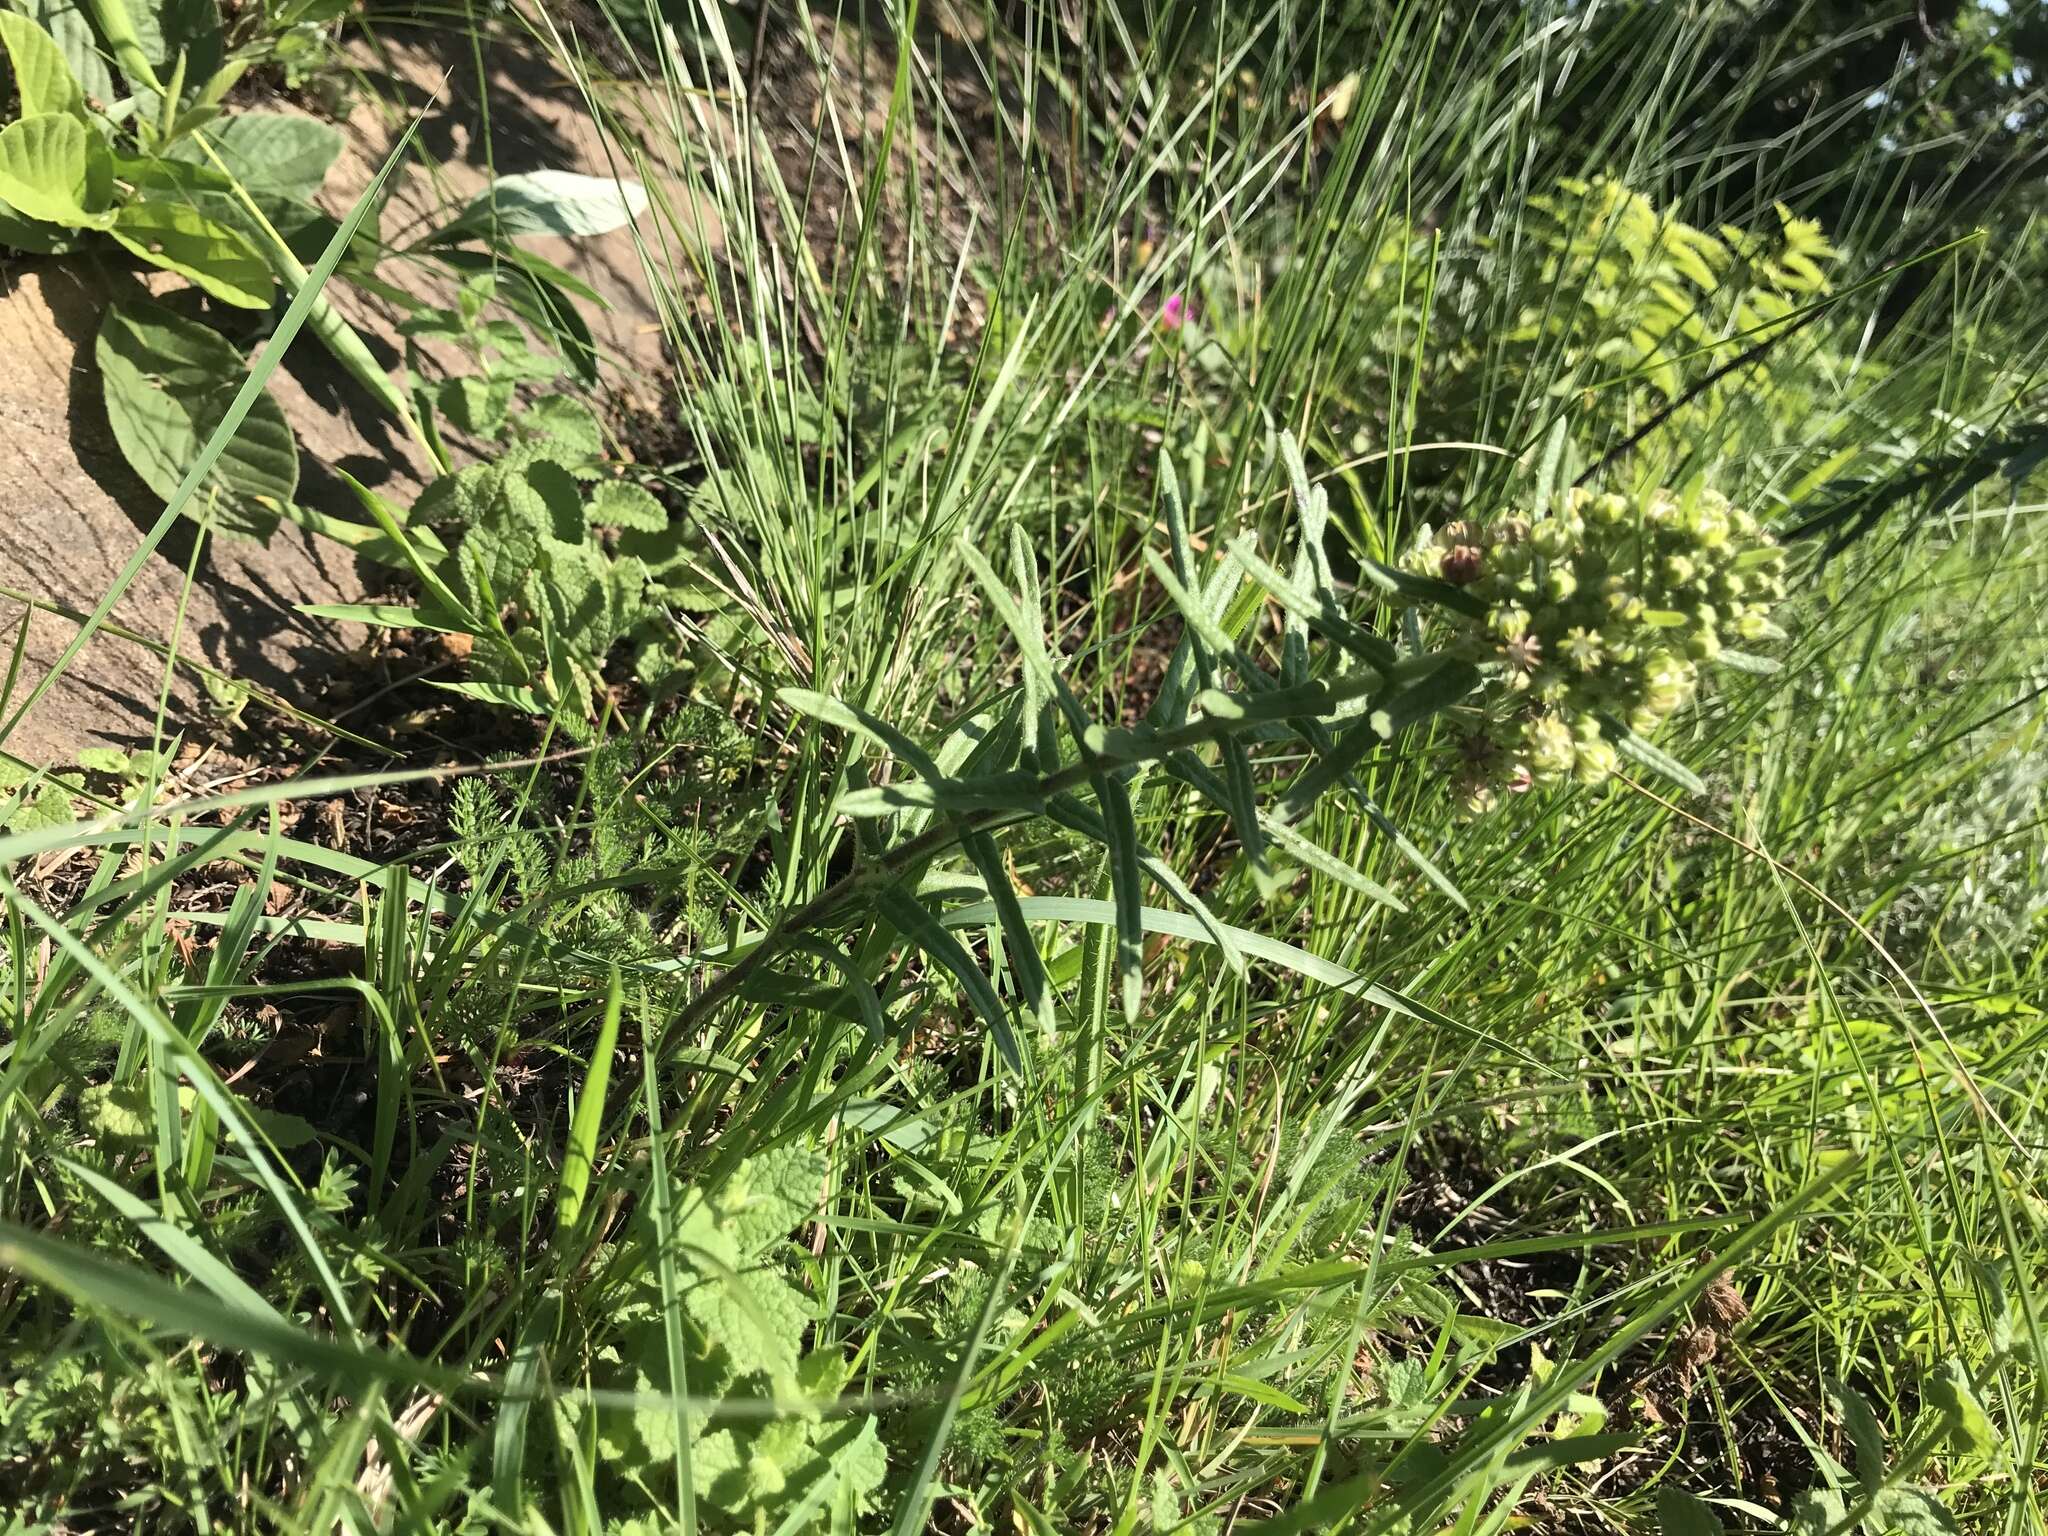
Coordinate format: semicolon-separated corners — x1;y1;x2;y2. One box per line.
1159;293;1186;331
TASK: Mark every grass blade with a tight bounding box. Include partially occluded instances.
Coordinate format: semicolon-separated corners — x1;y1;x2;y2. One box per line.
557;967;624;1235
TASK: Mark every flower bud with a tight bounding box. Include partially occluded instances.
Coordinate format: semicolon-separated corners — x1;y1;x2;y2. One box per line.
1441;545;1483;585
1524;714;1577;779
1573;736;1620;785
1532;520;1575;560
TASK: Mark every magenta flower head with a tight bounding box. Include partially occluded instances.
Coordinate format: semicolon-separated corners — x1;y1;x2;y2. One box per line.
1159;293;1186;331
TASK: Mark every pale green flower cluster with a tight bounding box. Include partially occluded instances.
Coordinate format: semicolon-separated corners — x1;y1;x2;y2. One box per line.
1398;485;1787;813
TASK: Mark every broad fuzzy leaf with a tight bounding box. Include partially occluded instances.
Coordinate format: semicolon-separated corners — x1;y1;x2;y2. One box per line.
108;200;272;308
437;374;512;436
522;393;605;458
443;169;649;240
0;11;85;120
125;0;222;85
12;0;113;107
0;762;80;834
1873;1488;1961;1536
1653;1489;1723;1536
95;301;296;538
1929;1359;1998;1458
170;113;341;202
1825;1374;1885;1492
0;112;113;228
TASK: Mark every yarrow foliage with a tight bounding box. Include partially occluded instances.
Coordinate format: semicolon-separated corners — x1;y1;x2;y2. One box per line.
1397;485;1788;812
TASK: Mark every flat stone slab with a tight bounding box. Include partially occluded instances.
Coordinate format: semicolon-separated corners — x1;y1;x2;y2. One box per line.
0;29;700;764
0;264;373;762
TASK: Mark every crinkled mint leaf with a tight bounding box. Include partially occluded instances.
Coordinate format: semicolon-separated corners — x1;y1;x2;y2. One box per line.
589;479;668;532
716;1143;827;1256
521;393;605;461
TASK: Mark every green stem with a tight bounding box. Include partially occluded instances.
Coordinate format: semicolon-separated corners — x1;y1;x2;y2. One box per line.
189;135;444;471
83;0;162;95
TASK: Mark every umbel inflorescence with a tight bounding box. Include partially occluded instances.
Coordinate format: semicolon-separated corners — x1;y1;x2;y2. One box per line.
1398;485;1787;813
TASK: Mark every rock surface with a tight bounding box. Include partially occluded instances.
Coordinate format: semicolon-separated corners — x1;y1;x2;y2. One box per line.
0;28;692;763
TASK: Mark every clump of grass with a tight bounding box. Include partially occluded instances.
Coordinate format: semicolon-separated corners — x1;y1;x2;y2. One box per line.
0;0;2044;1533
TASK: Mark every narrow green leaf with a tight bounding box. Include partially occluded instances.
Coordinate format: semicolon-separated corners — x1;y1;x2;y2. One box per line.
60;1159;283;1323
1096;772;1146;1023
1164;752;1406;911
297;603;466;632
962;827;1055;1036
1219;733;1279;898
337;469;476;627
1144;549;1258;676
638;1010;699;1526
834;770;1045;819
1532;418;1570;512
4;876;358;1327
0;1218;448;1387
779;687;945;781
1190;672;1380;726
1044;792;1249;975
492;1290;561;1513
1599;717;1707;796
1496;1430;1635;1478
877;887;1020;1070
81;0;161;93
955;538;1070;721
1224;535;1398;670
1369;659;1481;740
785;935;887;1043
1357;556;1490;619
557;967;623;1234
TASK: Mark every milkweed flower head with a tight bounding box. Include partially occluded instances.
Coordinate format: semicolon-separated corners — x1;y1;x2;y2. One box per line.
1397;485;1788;811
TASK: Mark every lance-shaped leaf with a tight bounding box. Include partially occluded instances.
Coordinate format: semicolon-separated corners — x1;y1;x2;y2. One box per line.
1598;716;1707;796
1093;770;1147;1022
961;828;1055;1036
876;887;1020;1070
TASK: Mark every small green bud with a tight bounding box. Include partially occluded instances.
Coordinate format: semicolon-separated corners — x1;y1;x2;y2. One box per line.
1531;519;1575;560
1573;735;1620;785
1492;605;1534;642
1526;714;1577;779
